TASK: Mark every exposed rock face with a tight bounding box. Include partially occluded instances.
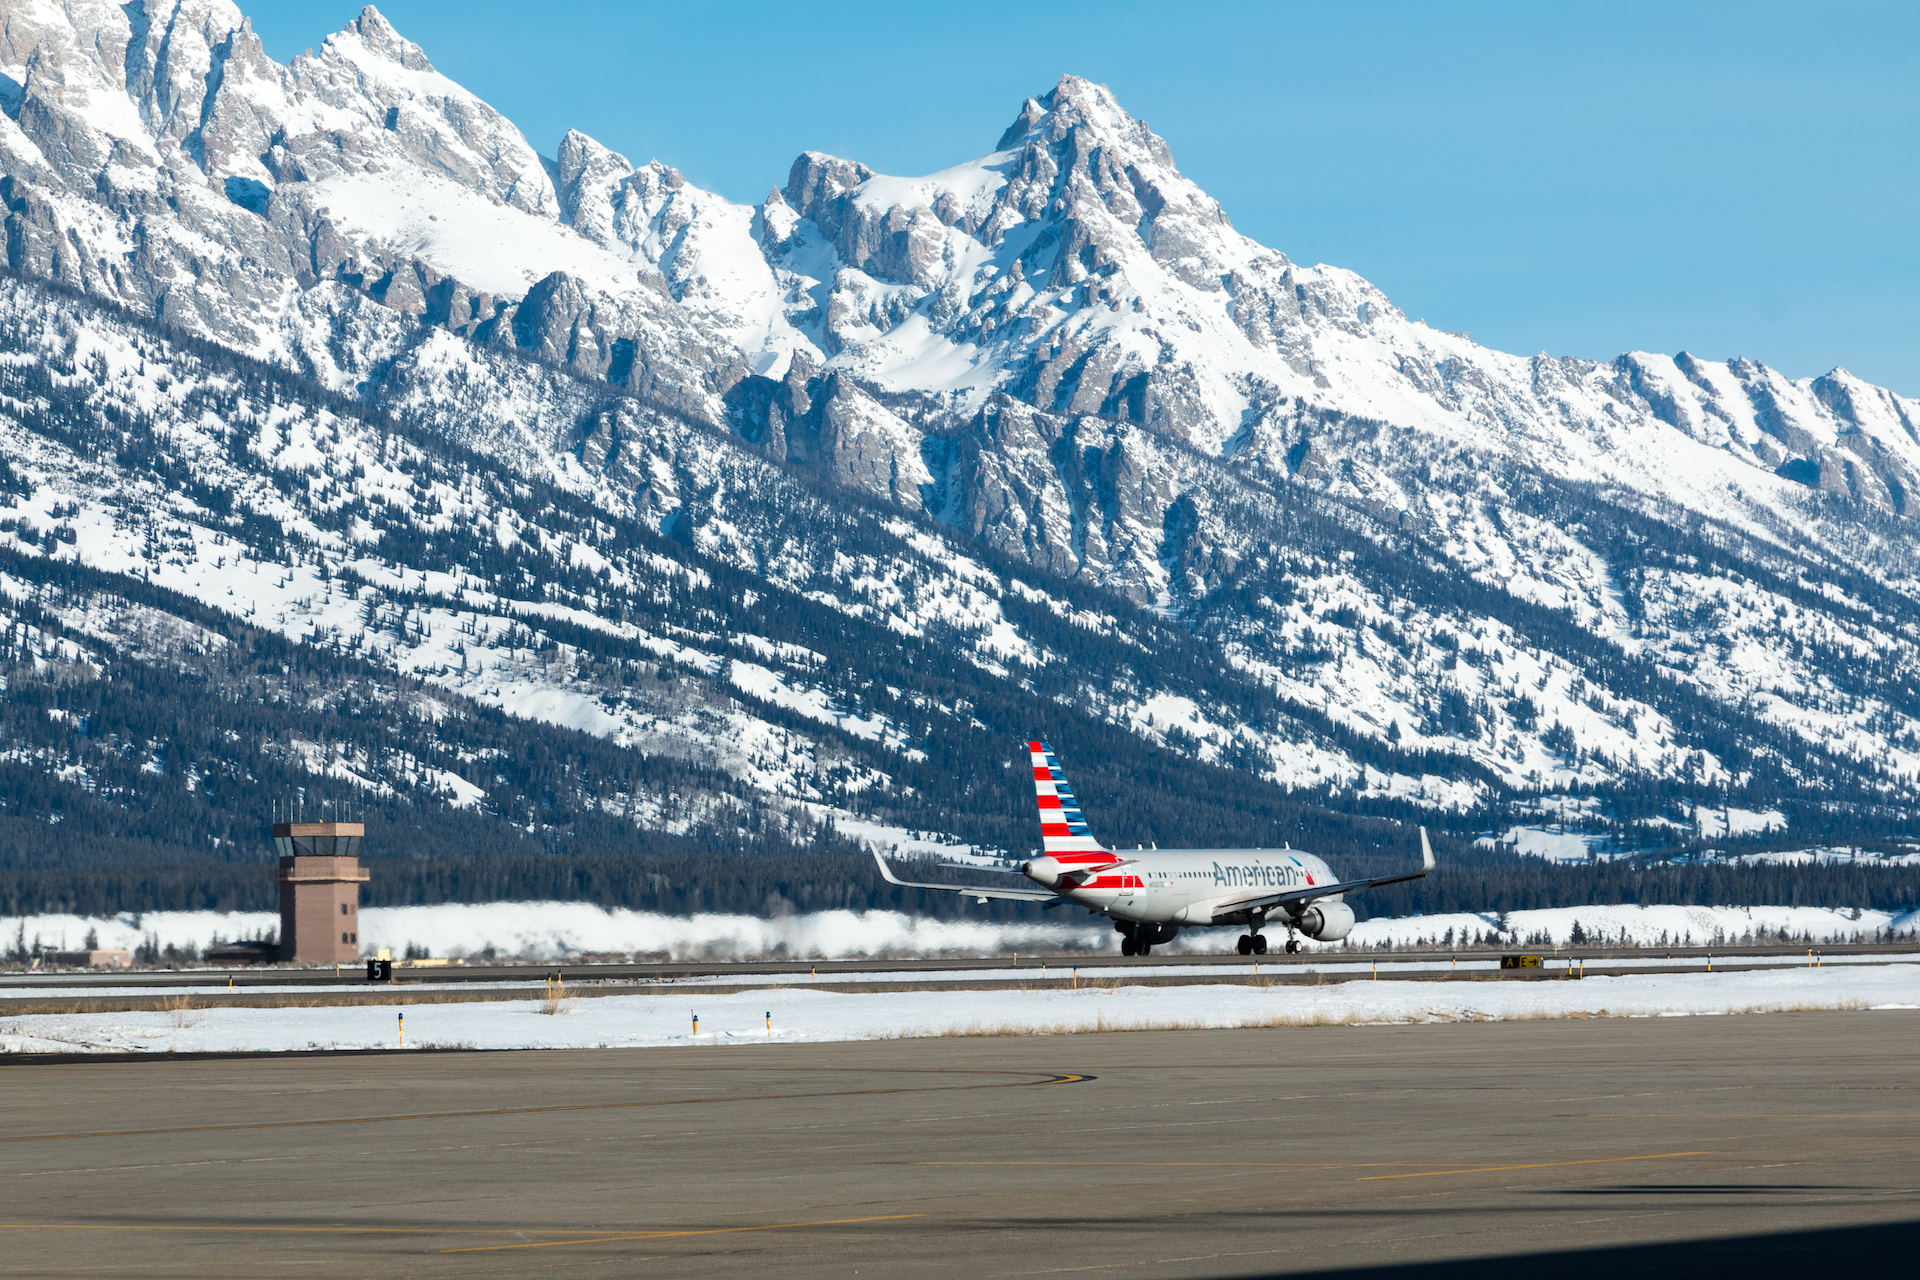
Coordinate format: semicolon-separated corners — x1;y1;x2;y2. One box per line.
1;1;1917;615
7;15;1920;839
0;1;732;412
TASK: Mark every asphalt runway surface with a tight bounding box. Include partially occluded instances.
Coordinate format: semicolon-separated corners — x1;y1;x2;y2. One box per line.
10;940;1914;993
4;1012;1915;1277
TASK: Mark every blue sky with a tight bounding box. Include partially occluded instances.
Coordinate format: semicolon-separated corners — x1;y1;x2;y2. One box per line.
254;2;1918;395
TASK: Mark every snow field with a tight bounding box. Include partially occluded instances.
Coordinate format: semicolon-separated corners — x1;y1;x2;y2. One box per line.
0;953;1900;1008
7;901;1915;966
4;965;1914;1056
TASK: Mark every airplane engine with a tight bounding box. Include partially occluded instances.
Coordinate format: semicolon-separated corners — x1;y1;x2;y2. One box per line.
1295;902;1355;942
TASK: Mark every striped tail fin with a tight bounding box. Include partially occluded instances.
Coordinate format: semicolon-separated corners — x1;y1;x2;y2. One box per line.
1028;740;1108;857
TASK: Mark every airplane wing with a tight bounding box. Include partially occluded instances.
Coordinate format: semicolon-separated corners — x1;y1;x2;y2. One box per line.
1204;827;1435;923
871;848;1063;902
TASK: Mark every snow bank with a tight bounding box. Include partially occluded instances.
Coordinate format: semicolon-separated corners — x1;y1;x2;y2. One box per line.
0;905;1109;963
4;965;1914;1055
1346;903;1920;949
5;901;1914;966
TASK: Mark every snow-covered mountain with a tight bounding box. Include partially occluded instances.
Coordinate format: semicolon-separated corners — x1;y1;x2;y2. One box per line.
3;0;1919;870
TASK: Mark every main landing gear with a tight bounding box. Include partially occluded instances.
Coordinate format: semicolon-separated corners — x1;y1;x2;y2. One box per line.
1236;934;1269;956
1120;937;1153;957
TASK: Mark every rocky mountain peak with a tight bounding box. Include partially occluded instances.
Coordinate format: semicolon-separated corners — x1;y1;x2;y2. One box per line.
781;150;875;237
996;73;1172;167
331;5;436;74
6;0;1920;869
555;126;631;228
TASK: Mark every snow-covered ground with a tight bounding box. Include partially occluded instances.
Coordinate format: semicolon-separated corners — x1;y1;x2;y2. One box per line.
7;901;1916;967
3;966;1912;1055
1347;903;1920;948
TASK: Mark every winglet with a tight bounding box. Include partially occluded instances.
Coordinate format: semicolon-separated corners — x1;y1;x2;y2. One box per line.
872;846;908;886
1419;826;1435;872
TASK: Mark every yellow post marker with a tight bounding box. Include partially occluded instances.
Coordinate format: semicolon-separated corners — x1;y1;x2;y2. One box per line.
692;1012;699;1037
397;1010;404;1047
1372;959;1378;980
766;1011;771;1036
1707;953;1712;972
228;974;233;990
1073;967;1078;989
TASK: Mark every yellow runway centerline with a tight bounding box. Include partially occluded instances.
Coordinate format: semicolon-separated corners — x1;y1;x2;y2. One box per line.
1354;1151;1712;1180
916;1161;1450;1169
2;1224;628;1237
914;1153;1715;1178
437;1214;925;1254
0;1215;925;1251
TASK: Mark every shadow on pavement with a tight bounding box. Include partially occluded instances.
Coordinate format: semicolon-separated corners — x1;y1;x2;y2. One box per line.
1267;1218;1917;1278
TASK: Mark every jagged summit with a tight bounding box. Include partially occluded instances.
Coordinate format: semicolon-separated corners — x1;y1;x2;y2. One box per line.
333;4;437;73
1;1;1910;528
995;74;1178;166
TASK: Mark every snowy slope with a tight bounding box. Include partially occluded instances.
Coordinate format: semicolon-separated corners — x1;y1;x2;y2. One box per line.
2;3;1919;858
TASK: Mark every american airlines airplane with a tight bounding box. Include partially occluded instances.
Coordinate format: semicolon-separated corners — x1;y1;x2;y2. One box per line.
874;739;1435;956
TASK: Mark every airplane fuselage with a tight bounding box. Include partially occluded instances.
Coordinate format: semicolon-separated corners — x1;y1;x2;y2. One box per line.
1025;847;1339;925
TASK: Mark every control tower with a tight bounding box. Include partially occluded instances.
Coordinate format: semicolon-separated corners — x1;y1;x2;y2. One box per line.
271;822;370;964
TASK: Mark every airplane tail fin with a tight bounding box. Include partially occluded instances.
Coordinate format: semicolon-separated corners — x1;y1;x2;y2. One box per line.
1028;740;1106;855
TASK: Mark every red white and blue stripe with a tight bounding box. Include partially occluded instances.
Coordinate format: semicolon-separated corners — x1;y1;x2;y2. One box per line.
1029;739;1109;858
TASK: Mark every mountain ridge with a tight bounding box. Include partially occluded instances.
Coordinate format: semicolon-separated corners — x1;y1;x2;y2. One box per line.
1;0;1919;887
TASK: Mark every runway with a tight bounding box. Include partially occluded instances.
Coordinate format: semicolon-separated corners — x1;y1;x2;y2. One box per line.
14;939;1919;985
3;1011;1915;1276
7;940;1914;1017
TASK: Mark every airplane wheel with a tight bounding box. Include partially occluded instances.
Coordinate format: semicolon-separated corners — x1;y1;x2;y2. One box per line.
1252;935;1268;955
1139;943;1152;957
1236;935;1253;956
1286;939;1300;954
1121;938;1136;956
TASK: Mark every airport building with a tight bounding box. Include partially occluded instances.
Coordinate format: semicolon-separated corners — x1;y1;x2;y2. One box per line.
271;822;370;964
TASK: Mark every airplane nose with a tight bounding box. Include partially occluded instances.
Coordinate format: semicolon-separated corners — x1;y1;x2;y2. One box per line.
1023;856;1062;888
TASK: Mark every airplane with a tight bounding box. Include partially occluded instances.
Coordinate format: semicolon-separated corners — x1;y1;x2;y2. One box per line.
873;739;1434;956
